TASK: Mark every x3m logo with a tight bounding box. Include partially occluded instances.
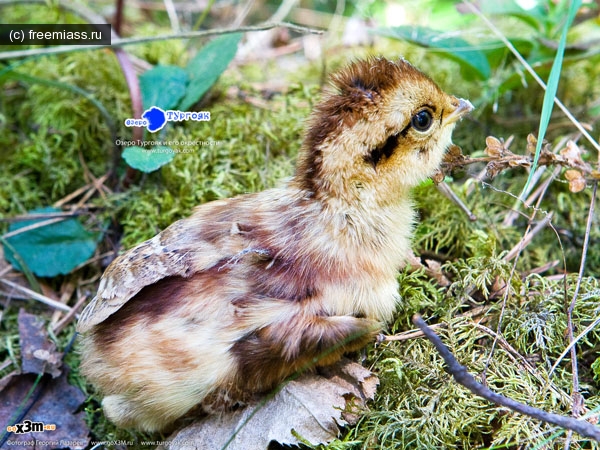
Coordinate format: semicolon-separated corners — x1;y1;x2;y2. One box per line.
6;420;56;433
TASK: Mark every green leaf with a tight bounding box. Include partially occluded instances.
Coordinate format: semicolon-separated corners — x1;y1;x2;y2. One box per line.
375;26;491;80
178;33;242;111
139;65;188;111
478;0;547;31
3;207;101;277
122;145;175;172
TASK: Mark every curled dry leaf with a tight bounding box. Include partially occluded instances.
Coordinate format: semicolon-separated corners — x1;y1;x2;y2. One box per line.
565;169;586;193
164;360;378;450
431;170;445;184
440;144;471;174
508;158;531;168
485;136;508;158
526;133;537;155
485;160;505;179
18;309;62;378
560;140;585;168
444;144;466;163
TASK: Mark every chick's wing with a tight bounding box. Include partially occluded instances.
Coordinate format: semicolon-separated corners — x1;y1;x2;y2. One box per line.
76;198;251;332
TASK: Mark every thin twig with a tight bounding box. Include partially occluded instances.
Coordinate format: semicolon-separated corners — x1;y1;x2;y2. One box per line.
1;218;66;240
436;182;477;221
484;166;560;380
471;322;571;405
53;174;108;207
52;294;87;334
412;314;600;441
565;181;598;417
0;212;83;223
549;312;600;378
0;22;324;60
384;306;490;341
0;279;73;313
503;212;554;262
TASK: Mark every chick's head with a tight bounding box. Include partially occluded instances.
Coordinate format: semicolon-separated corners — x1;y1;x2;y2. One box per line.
294;57;473;205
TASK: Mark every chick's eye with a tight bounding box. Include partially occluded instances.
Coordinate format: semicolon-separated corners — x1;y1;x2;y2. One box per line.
411;109;433;132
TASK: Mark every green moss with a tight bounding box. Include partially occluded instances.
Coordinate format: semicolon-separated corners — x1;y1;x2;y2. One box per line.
111;84;312;248
2;3;600;448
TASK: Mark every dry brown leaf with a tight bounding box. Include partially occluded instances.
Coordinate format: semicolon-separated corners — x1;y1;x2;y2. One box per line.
164;360;378;450
485;136;507;158
526;133;538;155
560;140;585;167
18;309;62;378
507;158;531;168
0;371;18;392
423;259;451;287
443;144;465;162
565;169;586;193
485;160;504;179
431;170;445;184
0;372;89;448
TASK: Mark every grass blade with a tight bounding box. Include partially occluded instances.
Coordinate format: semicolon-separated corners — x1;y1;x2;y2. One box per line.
521;0;582;198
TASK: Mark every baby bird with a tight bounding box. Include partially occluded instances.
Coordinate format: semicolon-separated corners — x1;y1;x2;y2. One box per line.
77;57;473;432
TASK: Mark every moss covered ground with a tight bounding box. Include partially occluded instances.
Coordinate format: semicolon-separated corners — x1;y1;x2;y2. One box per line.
1;2;600;449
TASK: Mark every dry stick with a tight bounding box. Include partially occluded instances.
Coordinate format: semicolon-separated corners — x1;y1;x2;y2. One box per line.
549;312;600;378
384;305;490;341
484;170;562;383
503;212;554;262
567;182;598;408
0;22;324;60
563;177;598;450
436;182;477;221
483;190;542;377
0;212;83;223
503;166;561;227
471;322;572;406
1;218;66;240
412;314;600;442
53;178;100;208
0;279;72;313
52;294;87;335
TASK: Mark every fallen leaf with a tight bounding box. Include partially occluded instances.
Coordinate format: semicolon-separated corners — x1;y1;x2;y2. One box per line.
423;259;451;287
3;207;101;277
165;360;378;450
18;309;62;378
0;371;18;392
0;371;89;449
318;360;379;424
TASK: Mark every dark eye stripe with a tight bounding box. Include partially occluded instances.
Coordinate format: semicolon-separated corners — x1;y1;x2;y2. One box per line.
364;133;400;169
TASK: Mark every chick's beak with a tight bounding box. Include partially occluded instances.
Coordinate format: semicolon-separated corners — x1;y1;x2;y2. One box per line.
446;98;474;124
